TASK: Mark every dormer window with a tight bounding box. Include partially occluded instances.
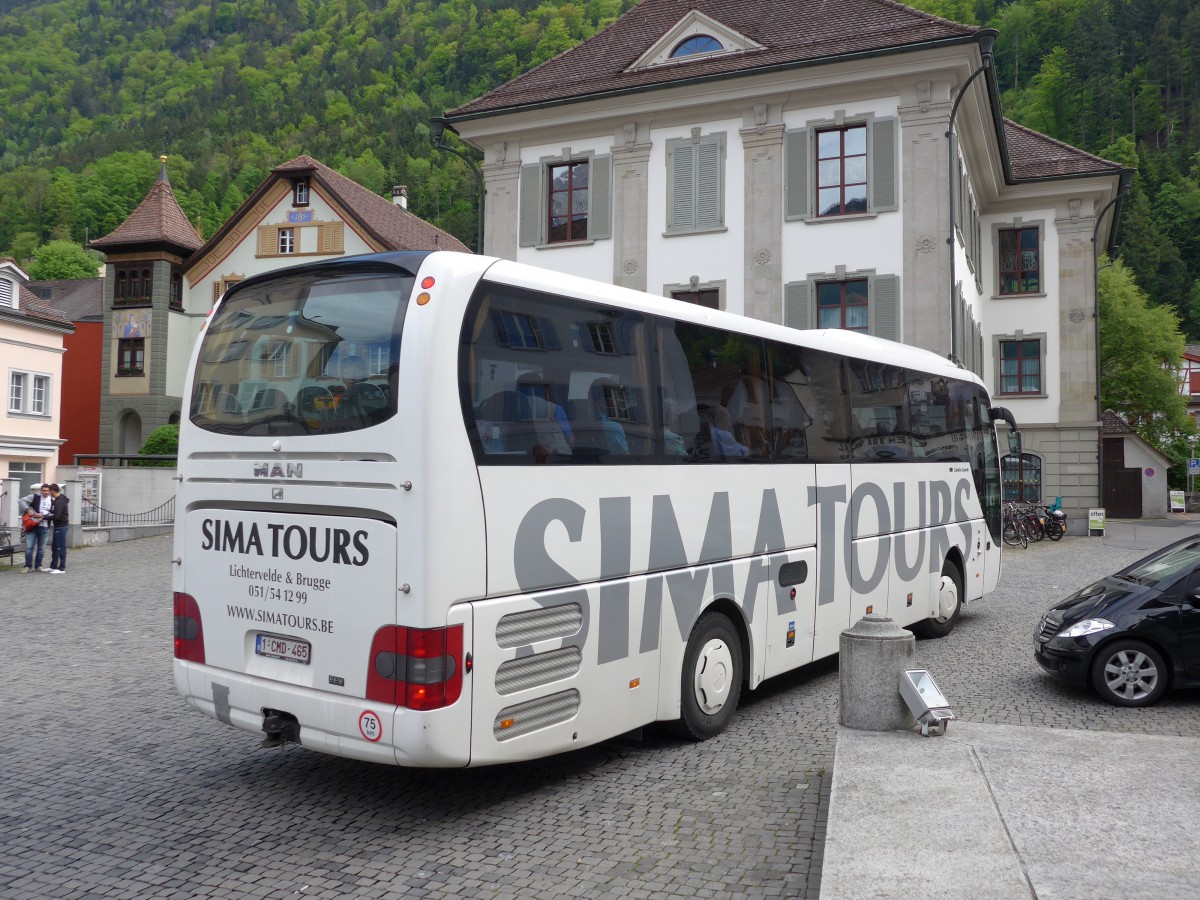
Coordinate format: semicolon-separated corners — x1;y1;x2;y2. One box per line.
627;11;762;71
294;179;310;207
670;35;723;58
0;277;14;309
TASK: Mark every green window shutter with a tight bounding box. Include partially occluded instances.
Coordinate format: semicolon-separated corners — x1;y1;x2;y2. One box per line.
696;136;723;229
589;154;612;241
784;128;809;221
870;274;899;341
870;117;898;213
519;163;542;247
783;280;811;330
669;141;695;231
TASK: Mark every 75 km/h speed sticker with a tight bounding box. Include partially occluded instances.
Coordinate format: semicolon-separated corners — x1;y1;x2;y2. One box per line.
359;710;382;742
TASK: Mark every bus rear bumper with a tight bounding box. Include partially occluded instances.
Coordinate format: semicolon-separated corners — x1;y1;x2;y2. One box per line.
174;660;469;767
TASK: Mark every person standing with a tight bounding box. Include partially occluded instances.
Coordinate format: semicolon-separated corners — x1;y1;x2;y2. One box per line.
47;483;70;574
18;483;52;573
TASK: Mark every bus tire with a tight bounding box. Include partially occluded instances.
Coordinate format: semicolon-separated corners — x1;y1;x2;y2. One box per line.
912;559;962;639
670;611;743;741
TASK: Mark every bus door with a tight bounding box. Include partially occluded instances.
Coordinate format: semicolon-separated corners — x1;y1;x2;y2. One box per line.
811;463;853;661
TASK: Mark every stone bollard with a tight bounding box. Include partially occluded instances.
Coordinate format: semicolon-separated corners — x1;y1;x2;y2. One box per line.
839;614;917;731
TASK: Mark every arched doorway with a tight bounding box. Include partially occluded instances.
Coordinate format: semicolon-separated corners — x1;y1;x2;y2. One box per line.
119;411;143;456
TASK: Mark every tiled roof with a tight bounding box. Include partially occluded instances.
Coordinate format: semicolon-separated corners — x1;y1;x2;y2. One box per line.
91;166;204;252
1003;119;1125;181
29;277;104;321
0;284;75;329
1101;410;1135;435
449;0;976;118
272;156;470;253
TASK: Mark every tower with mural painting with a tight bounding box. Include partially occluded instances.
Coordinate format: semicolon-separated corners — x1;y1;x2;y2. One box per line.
90;157;203;455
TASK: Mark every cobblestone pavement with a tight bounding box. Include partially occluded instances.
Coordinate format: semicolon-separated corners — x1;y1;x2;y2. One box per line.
2;524;1198;899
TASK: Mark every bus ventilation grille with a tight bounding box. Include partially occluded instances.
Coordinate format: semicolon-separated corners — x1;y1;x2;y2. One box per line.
495;603;583;648
495;647;581;695
494;690;580;741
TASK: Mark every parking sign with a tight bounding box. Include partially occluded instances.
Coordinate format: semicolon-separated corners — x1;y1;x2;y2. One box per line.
1190;458;1200;474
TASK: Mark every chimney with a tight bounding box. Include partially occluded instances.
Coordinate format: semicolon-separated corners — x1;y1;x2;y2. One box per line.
392;185;409;209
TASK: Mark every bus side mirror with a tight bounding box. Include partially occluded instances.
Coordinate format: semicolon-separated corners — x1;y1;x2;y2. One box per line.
1008;429;1022;455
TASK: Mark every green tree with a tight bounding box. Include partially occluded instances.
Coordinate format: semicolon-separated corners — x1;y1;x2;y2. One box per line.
27;239;101;279
135;424;179;466
1099;256;1194;448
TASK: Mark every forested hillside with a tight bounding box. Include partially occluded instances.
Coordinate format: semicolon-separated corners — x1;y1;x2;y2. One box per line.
0;0;636;255
2;0;1199;338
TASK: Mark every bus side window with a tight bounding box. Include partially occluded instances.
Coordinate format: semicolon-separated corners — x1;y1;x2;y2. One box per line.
662;321;768;462
849;362;911;461
765;342;847;463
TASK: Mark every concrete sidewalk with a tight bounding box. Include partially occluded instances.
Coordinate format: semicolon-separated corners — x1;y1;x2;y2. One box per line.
820;721;1200;899
820;517;1200;898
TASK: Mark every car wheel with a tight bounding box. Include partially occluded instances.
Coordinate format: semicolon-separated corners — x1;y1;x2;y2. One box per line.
1090;639;1168;707
670;611;743;741
912;559;962;639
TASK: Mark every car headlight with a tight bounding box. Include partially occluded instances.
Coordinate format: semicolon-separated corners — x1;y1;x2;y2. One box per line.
1056;618;1116;639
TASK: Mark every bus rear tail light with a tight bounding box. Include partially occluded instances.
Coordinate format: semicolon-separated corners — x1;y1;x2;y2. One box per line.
173;592;205;663
366;625;464;711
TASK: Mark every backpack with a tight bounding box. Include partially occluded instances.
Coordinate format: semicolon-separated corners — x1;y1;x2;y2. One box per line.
22;510;39;533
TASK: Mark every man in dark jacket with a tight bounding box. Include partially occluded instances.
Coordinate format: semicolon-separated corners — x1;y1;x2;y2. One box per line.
47;483;70;574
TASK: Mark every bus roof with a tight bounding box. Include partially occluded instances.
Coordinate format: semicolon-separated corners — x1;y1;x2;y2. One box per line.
230;250;981;389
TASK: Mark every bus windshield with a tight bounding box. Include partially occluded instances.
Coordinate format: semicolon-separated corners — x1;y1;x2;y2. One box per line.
189;267;413;436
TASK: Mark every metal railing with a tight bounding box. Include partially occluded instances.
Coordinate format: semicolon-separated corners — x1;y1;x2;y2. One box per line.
81;496;175;527
73;454;176;467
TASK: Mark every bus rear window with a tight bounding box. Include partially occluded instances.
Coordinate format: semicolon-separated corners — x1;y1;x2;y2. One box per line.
190;268;412;436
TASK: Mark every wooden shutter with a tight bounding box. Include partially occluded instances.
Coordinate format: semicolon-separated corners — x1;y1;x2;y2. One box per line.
518;164;542;247
669;141;695;231
212;282;223;303
257;226;275;257
785;128;810;220
870;274;899;341
870;117;898;212
319;222;344;254
696;136;723;229
783;280;811;330
589;155;612;241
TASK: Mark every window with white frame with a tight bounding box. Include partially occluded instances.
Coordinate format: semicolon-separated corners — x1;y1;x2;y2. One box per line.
9;370;51;415
279;228;295;254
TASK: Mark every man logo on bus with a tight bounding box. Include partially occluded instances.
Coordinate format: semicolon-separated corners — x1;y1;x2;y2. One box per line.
253;463;303;478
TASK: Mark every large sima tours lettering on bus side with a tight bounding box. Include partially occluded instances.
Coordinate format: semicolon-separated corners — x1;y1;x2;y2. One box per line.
514;477;976;657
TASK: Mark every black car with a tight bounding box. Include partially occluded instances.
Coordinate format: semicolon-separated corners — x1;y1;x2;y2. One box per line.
1034;536;1200;707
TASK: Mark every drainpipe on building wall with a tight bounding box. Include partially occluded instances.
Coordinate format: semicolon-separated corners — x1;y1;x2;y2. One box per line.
1093;172;1133;510
946;32;996;366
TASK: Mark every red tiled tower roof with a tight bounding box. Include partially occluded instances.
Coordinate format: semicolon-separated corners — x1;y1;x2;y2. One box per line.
91;159;204;252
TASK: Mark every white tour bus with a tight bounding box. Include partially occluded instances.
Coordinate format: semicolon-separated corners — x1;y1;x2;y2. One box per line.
173;250;1017;767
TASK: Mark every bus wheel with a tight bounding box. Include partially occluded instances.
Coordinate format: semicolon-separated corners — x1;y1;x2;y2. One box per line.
671;611;743;741
913;560;962;639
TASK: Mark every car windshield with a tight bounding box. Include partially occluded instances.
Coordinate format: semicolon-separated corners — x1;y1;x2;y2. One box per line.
1122;539;1200;588
190;266;413;436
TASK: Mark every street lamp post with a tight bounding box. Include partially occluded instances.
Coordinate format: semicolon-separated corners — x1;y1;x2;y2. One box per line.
946;31;996;366
430;116;485;254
